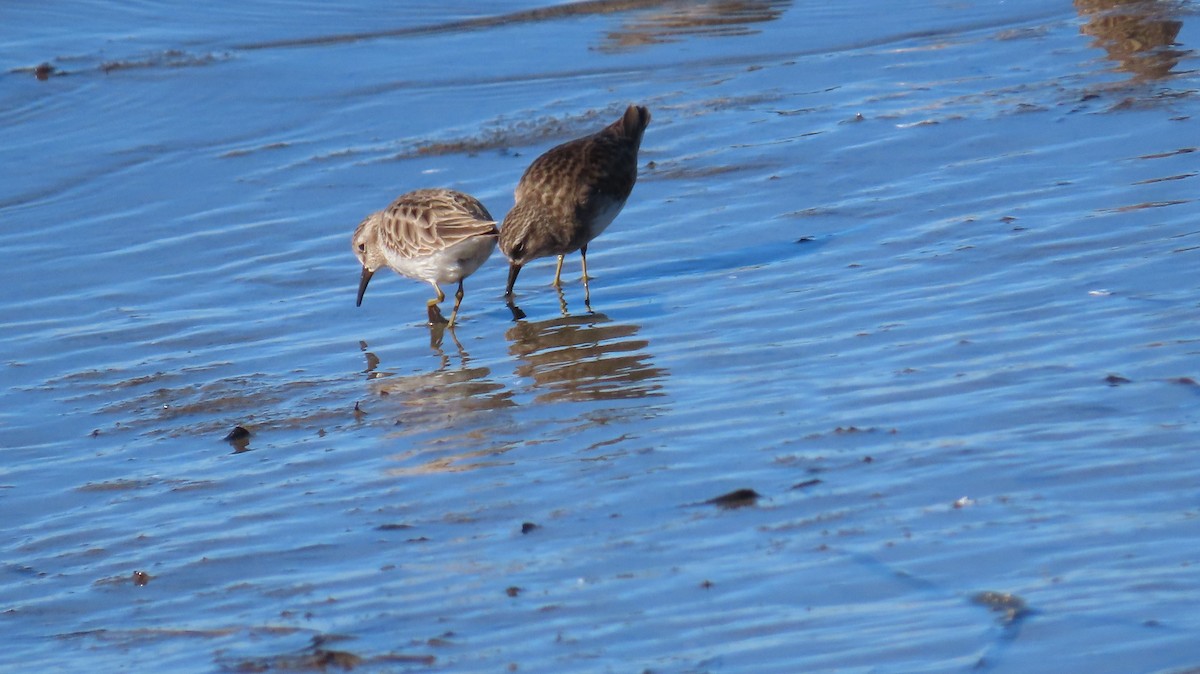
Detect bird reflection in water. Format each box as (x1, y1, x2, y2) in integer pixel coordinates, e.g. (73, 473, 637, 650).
(1075, 0, 1187, 80)
(599, 0, 792, 51)
(505, 283, 576, 322)
(506, 311, 667, 403)
(427, 318, 461, 351)
(357, 337, 514, 439)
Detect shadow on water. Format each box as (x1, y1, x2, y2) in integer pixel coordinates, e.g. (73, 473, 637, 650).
(505, 311, 668, 403)
(1075, 0, 1189, 80)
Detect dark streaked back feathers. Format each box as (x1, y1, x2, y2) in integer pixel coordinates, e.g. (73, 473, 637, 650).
(375, 188, 497, 260)
(512, 105, 651, 217)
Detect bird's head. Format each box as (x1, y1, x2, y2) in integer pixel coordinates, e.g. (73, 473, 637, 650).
(352, 214, 387, 306)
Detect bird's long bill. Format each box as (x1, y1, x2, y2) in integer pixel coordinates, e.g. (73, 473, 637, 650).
(356, 266, 375, 307)
(505, 263, 522, 296)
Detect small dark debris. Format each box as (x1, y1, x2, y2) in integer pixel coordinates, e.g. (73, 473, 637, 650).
(132, 570, 152, 586)
(791, 478, 822, 490)
(705, 488, 761, 509)
(223, 425, 251, 452)
(1105, 374, 1132, 386)
(354, 401, 367, 419)
(834, 426, 869, 434)
(375, 523, 413, 531)
(35, 62, 56, 80)
(405, 536, 430, 543)
(223, 426, 250, 442)
(700, 580, 714, 589)
(646, 160, 656, 169)
(91, 429, 101, 437)
(862, 456, 873, 463)
(505, 586, 521, 597)
(796, 236, 814, 243)
(520, 522, 539, 534)
(971, 590, 1030, 625)
(1172, 377, 1197, 386)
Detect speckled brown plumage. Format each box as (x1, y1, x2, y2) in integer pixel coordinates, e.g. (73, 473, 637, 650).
(499, 105, 651, 305)
(352, 188, 497, 326)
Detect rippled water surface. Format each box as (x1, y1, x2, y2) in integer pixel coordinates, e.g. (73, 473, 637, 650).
(3, 1, 1200, 671)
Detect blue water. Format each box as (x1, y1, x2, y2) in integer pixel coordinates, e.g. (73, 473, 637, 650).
(3, 1, 1200, 672)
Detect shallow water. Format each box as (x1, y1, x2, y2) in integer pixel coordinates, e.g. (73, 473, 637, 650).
(3, 1, 1200, 672)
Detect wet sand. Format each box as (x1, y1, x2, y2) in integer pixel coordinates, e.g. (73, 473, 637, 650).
(2, 1, 1199, 671)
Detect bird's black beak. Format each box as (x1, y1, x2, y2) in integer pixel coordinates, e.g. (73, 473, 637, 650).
(356, 266, 375, 307)
(505, 263, 522, 297)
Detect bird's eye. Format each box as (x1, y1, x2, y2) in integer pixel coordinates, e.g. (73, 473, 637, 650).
(511, 243, 524, 258)
(357, 242, 366, 253)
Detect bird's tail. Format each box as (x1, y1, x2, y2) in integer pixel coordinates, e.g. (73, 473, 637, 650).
(619, 105, 651, 143)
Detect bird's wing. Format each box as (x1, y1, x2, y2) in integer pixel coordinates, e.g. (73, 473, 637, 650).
(378, 190, 497, 259)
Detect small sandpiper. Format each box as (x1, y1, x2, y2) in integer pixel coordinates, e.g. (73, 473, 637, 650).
(499, 104, 651, 306)
(352, 188, 498, 326)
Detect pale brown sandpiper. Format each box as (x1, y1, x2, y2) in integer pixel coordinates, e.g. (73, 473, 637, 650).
(499, 104, 651, 306)
(352, 188, 498, 326)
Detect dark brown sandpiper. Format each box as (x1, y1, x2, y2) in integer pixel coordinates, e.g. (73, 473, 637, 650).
(499, 104, 651, 305)
(352, 188, 497, 326)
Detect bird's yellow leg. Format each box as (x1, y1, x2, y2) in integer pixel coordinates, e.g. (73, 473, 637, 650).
(580, 245, 591, 307)
(552, 255, 565, 287)
(447, 280, 465, 327)
(426, 282, 447, 324)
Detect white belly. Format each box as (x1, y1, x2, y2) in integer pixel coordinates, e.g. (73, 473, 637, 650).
(387, 235, 497, 285)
